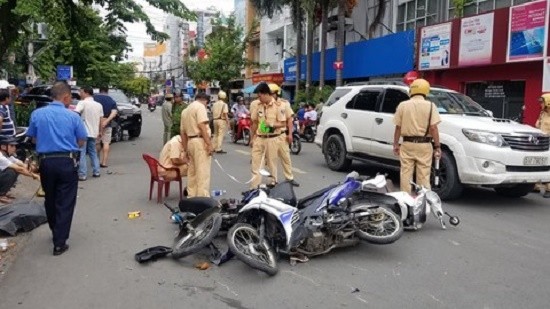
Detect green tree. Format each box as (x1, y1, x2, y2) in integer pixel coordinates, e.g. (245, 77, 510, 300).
(186, 14, 260, 92)
(0, 0, 193, 71)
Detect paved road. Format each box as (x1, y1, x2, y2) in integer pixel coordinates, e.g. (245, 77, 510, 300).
(1, 108, 549, 309)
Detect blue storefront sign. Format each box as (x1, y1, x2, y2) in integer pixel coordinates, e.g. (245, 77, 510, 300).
(283, 30, 415, 82)
(56, 65, 73, 81)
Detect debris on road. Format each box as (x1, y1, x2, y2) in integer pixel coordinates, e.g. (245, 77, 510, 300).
(194, 262, 210, 270)
(128, 211, 141, 219)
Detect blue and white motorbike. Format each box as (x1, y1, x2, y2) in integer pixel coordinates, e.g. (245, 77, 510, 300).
(227, 172, 404, 276)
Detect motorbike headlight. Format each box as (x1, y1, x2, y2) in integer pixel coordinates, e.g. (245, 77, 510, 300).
(462, 129, 508, 147)
(425, 191, 442, 208)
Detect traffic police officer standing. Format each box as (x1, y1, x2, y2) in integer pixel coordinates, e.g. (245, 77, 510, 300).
(162, 93, 174, 144)
(269, 83, 299, 186)
(212, 91, 229, 154)
(535, 93, 550, 198)
(393, 79, 441, 194)
(249, 83, 293, 188)
(27, 82, 88, 256)
(180, 92, 213, 197)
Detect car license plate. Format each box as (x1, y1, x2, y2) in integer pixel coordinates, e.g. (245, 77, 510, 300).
(523, 156, 548, 166)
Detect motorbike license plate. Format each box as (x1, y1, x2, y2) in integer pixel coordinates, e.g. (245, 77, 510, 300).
(523, 156, 548, 166)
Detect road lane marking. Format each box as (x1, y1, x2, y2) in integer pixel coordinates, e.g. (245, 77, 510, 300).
(292, 167, 307, 174)
(235, 149, 251, 156)
(283, 270, 321, 286)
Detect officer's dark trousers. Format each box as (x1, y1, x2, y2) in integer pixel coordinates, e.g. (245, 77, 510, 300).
(0, 168, 18, 195)
(39, 157, 78, 247)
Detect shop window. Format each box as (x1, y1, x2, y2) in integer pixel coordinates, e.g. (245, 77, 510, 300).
(447, 0, 537, 19)
(380, 89, 409, 114)
(346, 90, 381, 111)
(397, 0, 441, 31)
(465, 81, 525, 120)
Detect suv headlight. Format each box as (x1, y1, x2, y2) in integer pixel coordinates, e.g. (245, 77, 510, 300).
(462, 129, 508, 147)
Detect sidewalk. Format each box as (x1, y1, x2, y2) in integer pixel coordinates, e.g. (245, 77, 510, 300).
(0, 176, 42, 282)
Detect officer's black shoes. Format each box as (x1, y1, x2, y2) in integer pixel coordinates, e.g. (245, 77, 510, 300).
(53, 244, 69, 256)
(289, 179, 300, 187)
(216, 150, 227, 154)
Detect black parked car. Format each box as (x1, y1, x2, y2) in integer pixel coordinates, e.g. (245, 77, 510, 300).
(16, 86, 142, 142)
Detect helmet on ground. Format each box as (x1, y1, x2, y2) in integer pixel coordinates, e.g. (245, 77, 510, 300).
(218, 91, 227, 100)
(268, 84, 281, 95)
(409, 78, 430, 97)
(539, 93, 550, 108)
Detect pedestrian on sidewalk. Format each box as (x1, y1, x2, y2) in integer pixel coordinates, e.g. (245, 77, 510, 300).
(94, 87, 118, 168)
(162, 92, 174, 144)
(212, 91, 229, 154)
(75, 86, 104, 181)
(180, 92, 213, 197)
(27, 82, 87, 256)
(0, 135, 39, 203)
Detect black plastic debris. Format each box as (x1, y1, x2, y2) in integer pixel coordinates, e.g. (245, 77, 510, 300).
(135, 246, 173, 263)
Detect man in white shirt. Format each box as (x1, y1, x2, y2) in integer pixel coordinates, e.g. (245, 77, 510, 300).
(75, 86, 104, 181)
(0, 136, 39, 203)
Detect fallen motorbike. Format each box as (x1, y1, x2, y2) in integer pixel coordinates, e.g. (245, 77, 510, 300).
(163, 198, 223, 259)
(232, 113, 251, 145)
(355, 174, 460, 230)
(227, 171, 404, 276)
(290, 119, 301, 155)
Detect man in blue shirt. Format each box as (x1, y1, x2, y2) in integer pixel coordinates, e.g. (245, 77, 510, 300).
(27, 82, 87, 256)
(0, 89, 15, 136)
(93, 87, 118, 168)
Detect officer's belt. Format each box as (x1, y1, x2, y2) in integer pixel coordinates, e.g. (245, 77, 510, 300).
(188, 136, 203, 139)
(257, 133, 281, 138)
(38, 152, 78, 160)
(403, 136, 432, 143)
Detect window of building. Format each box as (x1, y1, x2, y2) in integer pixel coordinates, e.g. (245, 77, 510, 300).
(397, 0, 440, 32)
(447, 0, 536, 19)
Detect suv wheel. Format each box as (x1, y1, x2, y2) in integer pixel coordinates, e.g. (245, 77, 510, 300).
(431, 150, 463, 200)
(111, 124, 123, 143)
(323, 134, 352, 171)
(494, 184, 534, 198)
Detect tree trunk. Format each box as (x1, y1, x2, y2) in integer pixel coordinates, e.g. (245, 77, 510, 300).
(294, 0, 303, 92)
(306, 10, 314, 99)
(319, 1, 328, 89)
(335, 0, 346, 87)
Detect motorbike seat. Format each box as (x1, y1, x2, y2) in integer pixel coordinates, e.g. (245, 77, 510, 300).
(361, 175, 387, 192)
(296, 184, 337, 209)
(178, 197, 219, 215)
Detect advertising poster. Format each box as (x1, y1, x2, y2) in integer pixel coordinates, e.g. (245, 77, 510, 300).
(459, 13, 495, 66)
(507, 0, 548, 62)
(419, 22, 452, 70)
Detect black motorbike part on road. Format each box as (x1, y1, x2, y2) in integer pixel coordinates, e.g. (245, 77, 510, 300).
(171, 203, 223, 259)
(135, 246, 173, 263)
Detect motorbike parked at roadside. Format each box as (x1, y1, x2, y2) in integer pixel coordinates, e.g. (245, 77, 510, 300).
(232, 113, 251, 145)
(226, 171, 404, 276)
(354, 174, 460, 230)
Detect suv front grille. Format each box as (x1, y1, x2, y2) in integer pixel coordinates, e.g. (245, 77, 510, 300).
(501, 134, 549, 151)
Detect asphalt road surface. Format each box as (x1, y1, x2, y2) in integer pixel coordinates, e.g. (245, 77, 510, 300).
(1, 108, 549, 309)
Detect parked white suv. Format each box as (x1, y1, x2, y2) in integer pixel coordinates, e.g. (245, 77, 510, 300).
(315, 82, 550, 200)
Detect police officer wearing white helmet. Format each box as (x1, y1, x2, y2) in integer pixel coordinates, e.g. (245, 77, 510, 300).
(393, 78, 441, 194)
(212, 90, 229, 154)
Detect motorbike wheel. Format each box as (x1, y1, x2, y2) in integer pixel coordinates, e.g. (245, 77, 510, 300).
(242, 129, 251, 146)
(227, 223, 278, 276)
(290, 135, 301, 155)
(171, 212, 223, 259)
(354, 205, 403, 245)
(304, 127, 315, 143)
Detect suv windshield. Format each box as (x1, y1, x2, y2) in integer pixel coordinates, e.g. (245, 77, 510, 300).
(429, 90, 488, 116)
(108, 90, 130, 104)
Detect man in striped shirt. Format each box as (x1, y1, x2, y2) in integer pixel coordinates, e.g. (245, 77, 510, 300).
(0, 89, 15, 137)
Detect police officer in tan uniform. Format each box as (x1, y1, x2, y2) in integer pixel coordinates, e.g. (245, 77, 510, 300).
(269, 83, 299, 186)
(180, 92, 214, 197)
(212, 91, 229, 154)
(535, 93, 550, 198)
(393, 79, 441, 194)
(249, 83, 292, 188)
